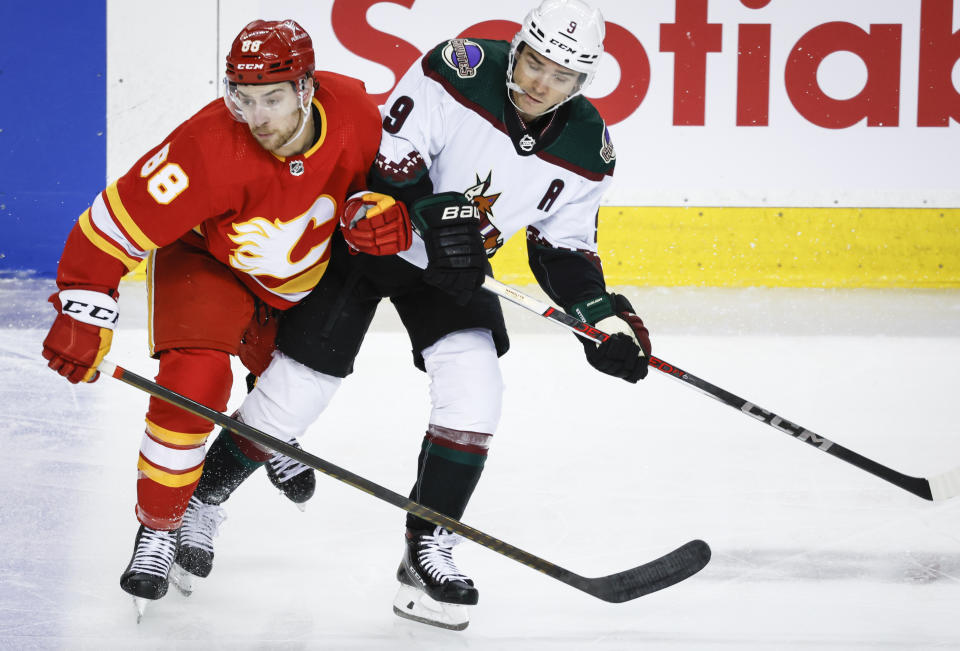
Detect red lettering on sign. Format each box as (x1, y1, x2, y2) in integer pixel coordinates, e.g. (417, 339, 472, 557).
(737, 24, 771, 126)
(592, 22, 650, 125)
(785, 22, 901, 128)
(325, 0, 958, 129)
(660, 0, 724, 126)
(331, 0, 421, 106)
(918, 0, 960, 126)
(458, 19, 515, 41)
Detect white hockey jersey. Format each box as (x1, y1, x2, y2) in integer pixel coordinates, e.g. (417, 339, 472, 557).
(371, 38, 617, 292)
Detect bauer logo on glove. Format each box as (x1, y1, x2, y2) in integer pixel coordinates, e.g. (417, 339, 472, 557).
(411, 192, 487, 306)
(440, 204, 480, 221)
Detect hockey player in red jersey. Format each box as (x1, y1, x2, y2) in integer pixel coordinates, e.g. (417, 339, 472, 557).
(40, 19, 410, 616)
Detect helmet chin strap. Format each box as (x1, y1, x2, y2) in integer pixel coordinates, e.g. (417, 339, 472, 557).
(507, 81, 582, 120)
(279, 83, 315, 150)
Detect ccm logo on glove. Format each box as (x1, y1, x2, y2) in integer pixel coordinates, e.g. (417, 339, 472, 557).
(42, 289, 119, 384)
(60, 290, 120, 328)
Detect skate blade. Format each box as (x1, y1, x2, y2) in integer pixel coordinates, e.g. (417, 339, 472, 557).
(274, 489, 308, 511)
(169, 563, 195, 597)
(392, 584, 469, 631)
(132, 597, 148, 623)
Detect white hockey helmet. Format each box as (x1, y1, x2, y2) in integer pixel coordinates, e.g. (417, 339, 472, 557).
(507, 0, 605, 107)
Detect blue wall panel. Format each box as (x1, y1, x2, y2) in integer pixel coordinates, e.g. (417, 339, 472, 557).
(0, 2, 107, 276)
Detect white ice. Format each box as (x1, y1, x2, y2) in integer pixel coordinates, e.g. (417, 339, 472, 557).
(2, 276, 959, 650)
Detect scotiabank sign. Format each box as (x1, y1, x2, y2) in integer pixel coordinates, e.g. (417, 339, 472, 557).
(327, 0, 960, 129)
(220, 0, 959, 205)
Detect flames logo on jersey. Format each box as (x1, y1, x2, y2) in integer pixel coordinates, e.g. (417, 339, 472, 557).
(228, 195, 336, 279)
(464, 172, 503, 255)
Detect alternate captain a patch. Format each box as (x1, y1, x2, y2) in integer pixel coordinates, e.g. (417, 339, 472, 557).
(441, 39, 484, 78)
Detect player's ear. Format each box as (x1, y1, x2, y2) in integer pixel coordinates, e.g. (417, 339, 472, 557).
(296, 75, 316, 111)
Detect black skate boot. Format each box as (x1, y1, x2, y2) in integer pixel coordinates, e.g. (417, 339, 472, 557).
(393, 526, 478, 630)
(265, 440, 316, 509)
(119, 524, 180, 621)
(170, 495, 227, 596)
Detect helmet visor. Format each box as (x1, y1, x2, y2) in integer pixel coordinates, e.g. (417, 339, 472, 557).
(222, 79, 304, 124)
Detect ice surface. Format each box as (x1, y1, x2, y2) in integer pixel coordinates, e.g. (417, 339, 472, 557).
(2, 278, 958, 650)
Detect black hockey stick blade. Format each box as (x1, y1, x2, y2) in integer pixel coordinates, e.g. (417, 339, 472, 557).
(98, 359, 710, 602)
(481, 276, 960, 502)
(571, 539, 711, 603)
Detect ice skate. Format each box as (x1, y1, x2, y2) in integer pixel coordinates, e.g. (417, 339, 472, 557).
(119, 524, 179, 622)
(392, 526, 478, 630)
(171, 495, 227, 596)
(265, 440, 315, 510)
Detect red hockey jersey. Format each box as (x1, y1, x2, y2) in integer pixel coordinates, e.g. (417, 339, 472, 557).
(58, 71, 381, 309)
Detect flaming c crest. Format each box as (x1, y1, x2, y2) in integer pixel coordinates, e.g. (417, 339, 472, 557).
(228, 195, 336, 279)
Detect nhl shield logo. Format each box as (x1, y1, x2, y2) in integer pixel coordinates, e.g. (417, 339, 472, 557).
(289, 160, 305, 176)
(441, 39, 484, 78)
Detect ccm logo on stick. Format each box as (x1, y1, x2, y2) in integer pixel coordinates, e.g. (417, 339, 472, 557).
(741, 402, 835, 450)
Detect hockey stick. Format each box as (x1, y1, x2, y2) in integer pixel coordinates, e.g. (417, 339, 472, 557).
(482, 276, 960, 502)
(98, 359, 710, 603)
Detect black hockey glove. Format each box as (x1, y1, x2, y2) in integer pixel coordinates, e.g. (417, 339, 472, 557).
(411, 192, 486, 306)
(569, 293, 651, 383)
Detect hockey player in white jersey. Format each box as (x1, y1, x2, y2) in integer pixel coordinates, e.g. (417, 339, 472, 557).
(177, 0, 652, 630)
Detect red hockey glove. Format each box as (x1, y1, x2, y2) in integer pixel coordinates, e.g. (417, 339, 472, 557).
(41, 289, 118, 383)
(238, 305, 280, 377)
(569, 293, 651, 383)
(340, 191, 412, 256)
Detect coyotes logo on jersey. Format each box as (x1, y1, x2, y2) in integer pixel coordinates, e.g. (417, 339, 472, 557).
(464, 172, 503, 255)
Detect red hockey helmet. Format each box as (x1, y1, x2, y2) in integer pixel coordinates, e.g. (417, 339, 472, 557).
(225, 19, 315, 84)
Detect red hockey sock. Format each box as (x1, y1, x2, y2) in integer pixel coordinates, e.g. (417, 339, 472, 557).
(136, 348, 232, 529)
